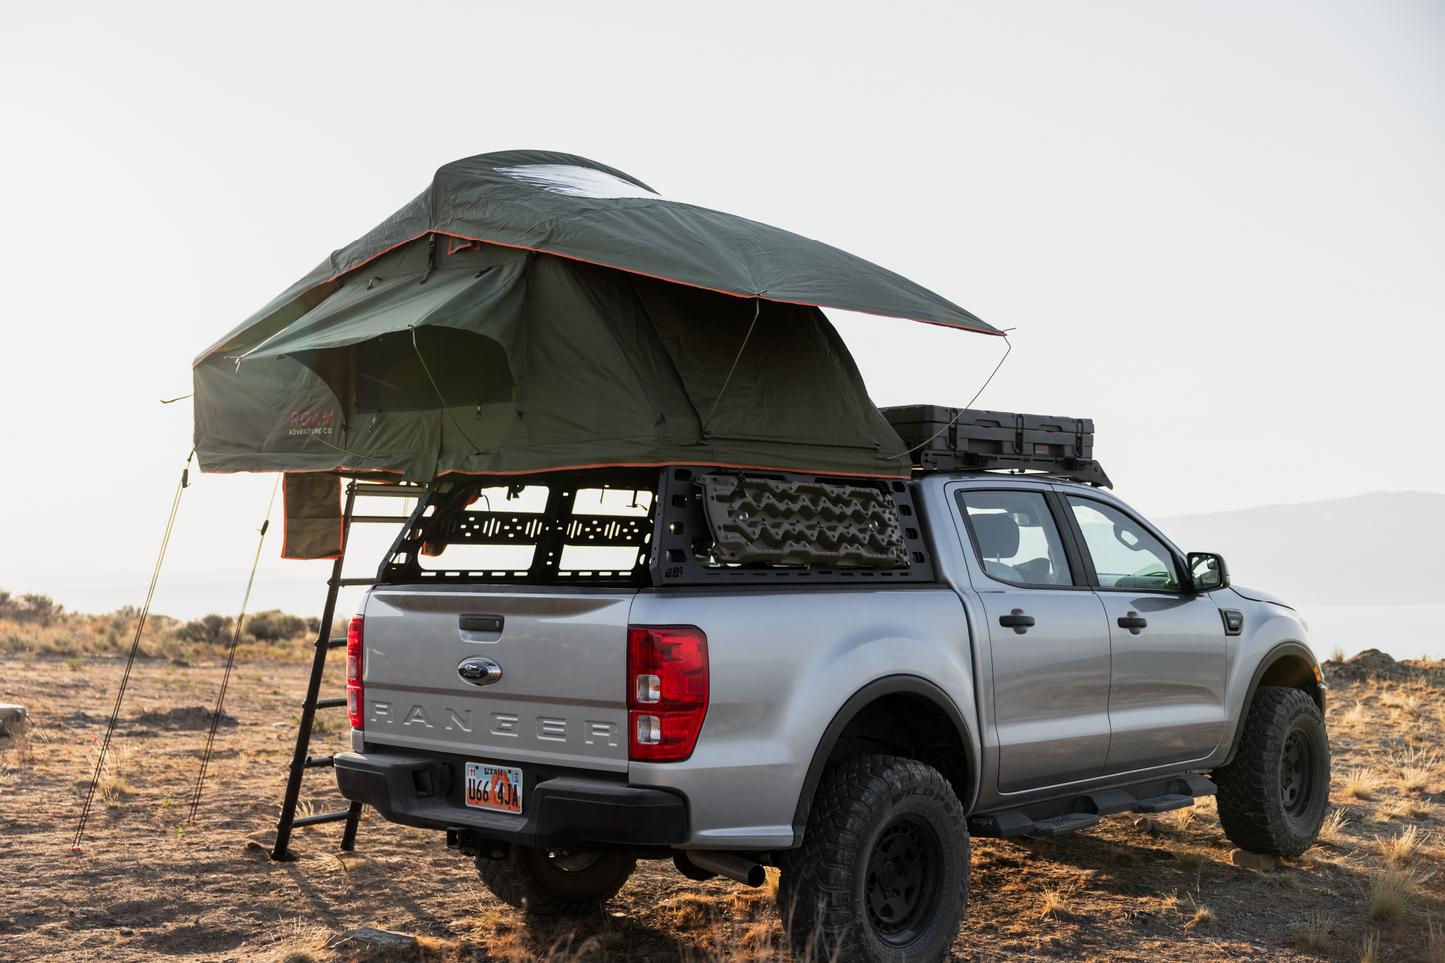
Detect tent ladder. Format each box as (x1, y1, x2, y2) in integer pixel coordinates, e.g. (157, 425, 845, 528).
(271, 479, 418, 861)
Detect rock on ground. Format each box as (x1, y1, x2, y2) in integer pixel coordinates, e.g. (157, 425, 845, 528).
(1230, 849, 1284, 873)
(1322, 648, 1399, 682)
(136, 706, 238, 729)
(324, 927, 418, 951)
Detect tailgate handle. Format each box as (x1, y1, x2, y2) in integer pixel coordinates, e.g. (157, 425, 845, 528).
(460, 615, 504, 633)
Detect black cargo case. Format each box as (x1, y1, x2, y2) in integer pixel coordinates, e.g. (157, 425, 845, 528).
(881, 406, 1111, 487)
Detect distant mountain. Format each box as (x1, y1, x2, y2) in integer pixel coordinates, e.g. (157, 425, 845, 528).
(1154, 491, 1445, 606)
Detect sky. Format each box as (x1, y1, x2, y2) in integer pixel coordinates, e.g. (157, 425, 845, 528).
(1, 1, 1442, 619)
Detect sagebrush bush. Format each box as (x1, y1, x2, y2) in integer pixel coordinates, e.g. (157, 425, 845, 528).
(0, 590, 63, 626)
(244, 610, 311, 643)
(0, 587, 317, 661)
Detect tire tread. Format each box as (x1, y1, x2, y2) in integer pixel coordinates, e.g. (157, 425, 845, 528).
(778, 755, 968, 963)
(1213, 685, 1330, 857)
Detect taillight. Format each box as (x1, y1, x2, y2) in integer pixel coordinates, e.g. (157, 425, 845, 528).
(346, 616, 364, 730)
(627, 625, 708, 761)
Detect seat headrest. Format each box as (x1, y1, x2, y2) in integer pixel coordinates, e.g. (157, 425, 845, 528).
(972, 512, 1020, 559)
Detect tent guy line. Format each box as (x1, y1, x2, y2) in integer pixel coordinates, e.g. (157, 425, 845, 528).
(700, 295, 764, 440)
(409, 323, 486, 457)
(187, 475, 280, 825)
(72, 451, 194, 852)
(904, 337, 1014, 456)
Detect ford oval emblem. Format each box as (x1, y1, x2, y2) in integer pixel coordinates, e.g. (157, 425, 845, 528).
(458, 657, 503, 687)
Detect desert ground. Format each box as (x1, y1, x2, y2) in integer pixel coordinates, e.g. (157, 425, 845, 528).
(1, 650, 1442, 963)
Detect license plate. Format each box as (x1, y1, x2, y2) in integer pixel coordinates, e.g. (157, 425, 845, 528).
(464, 762, 523, 814)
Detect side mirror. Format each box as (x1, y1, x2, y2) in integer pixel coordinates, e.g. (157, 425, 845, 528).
(1187, 552, 1230, 593)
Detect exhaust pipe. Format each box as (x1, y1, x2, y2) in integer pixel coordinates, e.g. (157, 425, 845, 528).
(682, 850, 766, 887)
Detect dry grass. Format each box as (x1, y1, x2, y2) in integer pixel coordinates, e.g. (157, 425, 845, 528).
(4, 650, 1445, 963)
(1317, 808, 1350, 845)
(1170, 844, 1205, 869)
(1039, 887, 1072, 918)
(1367, 866, 1422, 920)
(1395, 748, 1441, 793)
(1428, 918, 1445, 963)
(1345, 766, 1385, 800)
(305, 711, 346, 735)
(1184, 895, 1214, 929)
(1341, 702, 1369, 726)
(1166, 805, 1194, 829)
(1260, 868, 1300, 890)
(1359, 930, 1382, 963)
(670, 892, 716, 929)
(1300, 911, 1334, 950)
(2, 719, 36, 764)
(1379, 825, 1429, 865)
(1382, 692, 1423, 718)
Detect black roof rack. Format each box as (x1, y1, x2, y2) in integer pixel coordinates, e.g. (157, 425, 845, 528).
(881, 405, 1112, 488)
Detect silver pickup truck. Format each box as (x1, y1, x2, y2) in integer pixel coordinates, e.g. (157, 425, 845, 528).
(333, 461, 1329, 963)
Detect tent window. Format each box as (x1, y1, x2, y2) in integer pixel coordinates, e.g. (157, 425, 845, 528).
(354, 327, 514, 413)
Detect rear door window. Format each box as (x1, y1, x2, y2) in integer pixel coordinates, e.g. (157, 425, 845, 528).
(956, 490, 1074, 586)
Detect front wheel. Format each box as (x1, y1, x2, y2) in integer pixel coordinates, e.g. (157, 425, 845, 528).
(1213, 685, 1331, 856)
(778, 755, 969, 963)
(475, 846, 636, 915)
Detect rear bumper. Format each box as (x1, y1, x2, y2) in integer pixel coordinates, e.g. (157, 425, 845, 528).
(334, 750, 688, 849)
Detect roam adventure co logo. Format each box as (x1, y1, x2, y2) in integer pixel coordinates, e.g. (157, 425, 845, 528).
(288, 408, 335, 437)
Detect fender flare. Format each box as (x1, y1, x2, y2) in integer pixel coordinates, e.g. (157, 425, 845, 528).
(1220, 641, 1323, 767)
(788, 674, 978, 847)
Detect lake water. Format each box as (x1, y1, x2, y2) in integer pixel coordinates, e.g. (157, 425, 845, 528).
(1295, 603, 1445, 663)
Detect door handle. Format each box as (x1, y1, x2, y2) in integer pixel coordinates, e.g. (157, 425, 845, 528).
(999, 609, 1035, 634)
(1118, 611, 1147, 634)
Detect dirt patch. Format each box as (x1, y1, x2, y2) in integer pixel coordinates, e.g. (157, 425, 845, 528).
(1, 655, 1442, 962)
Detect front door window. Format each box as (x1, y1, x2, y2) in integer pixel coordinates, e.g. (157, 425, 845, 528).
(1066, 498, 1178, 591)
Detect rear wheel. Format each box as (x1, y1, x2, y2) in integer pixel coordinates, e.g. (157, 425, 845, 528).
(476, 846, 636, 915)
(1214, 685, 1331, 856)
(778, 755, 969, 963)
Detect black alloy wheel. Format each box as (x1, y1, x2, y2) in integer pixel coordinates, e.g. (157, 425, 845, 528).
(1278, 727, 1318, 818)
(865, 816, 944, 943)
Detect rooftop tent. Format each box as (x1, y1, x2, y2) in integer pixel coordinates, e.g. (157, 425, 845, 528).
(193, 150, 1001, 482)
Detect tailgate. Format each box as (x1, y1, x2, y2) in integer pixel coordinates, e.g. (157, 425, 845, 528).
(360, 586, 634, 771)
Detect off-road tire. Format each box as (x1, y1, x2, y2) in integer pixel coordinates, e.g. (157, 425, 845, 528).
(475, 846, 636, 915)
(1213, 685, 1330, 857)
(778, 755, 969, 963)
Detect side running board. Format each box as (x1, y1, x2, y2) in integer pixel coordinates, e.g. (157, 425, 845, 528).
(967, 774, 1215, 839)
